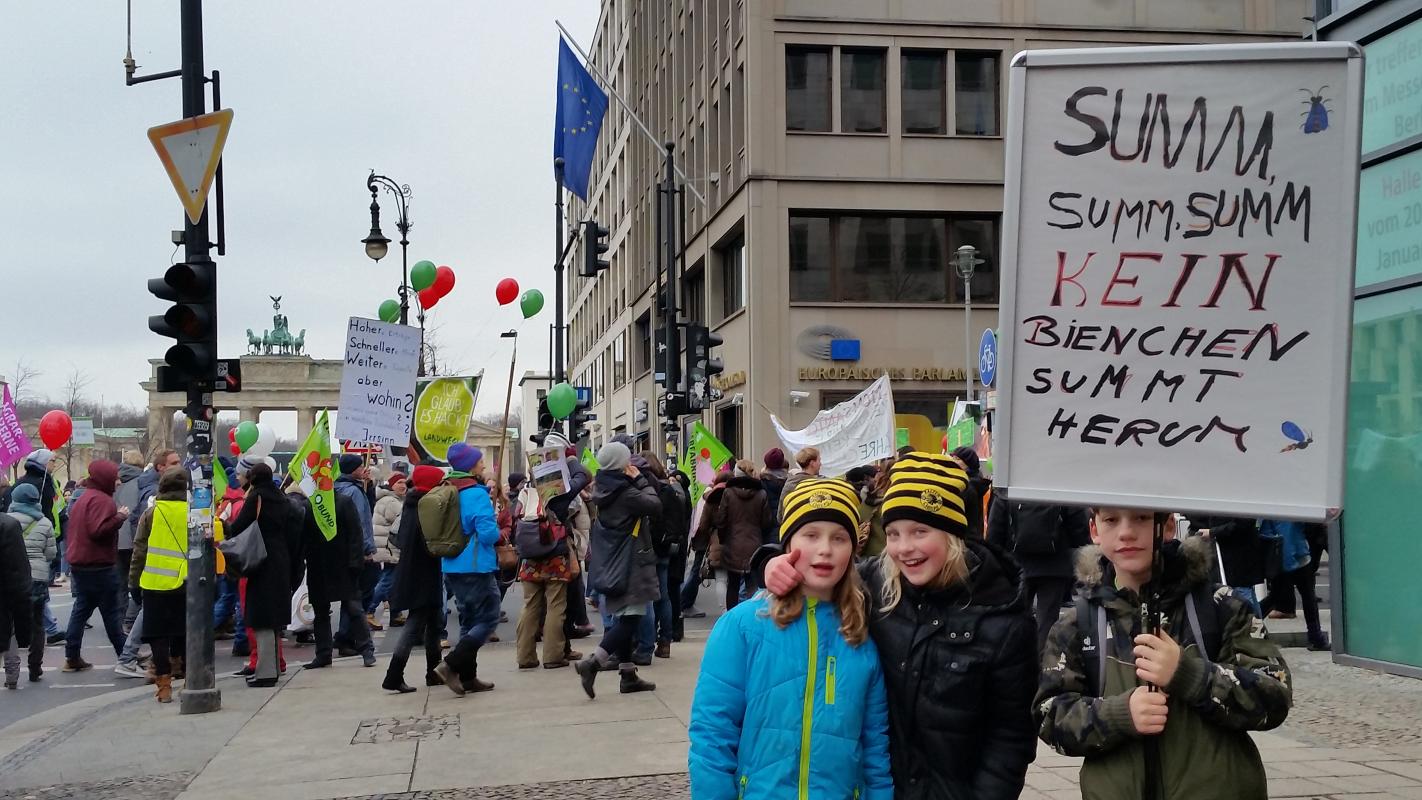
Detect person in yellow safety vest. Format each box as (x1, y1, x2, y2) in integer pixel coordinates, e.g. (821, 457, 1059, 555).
(129, 467, 190, 704)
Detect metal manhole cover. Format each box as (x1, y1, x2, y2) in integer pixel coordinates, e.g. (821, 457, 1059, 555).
(351, 714, 461, 744)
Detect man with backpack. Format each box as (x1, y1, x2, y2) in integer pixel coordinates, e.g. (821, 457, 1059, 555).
(986, 490, 1090, 654)
(428, 443, 501, 696)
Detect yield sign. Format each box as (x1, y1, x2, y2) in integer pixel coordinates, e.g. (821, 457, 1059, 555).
(147, 108, 233, 225)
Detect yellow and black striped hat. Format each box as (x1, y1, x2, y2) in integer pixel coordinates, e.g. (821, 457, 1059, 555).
(882, 452, 969, 537)
(779, 478, 862, 544)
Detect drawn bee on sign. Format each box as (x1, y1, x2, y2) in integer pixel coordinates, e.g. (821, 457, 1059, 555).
(1299, 87, 1331, 134)
(1280, 421, 1313, 453)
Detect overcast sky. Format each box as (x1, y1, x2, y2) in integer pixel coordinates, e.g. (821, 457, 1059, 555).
(0, 2, 600, 436)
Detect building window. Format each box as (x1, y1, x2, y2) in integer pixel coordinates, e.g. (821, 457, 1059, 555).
(955, 51, 999, 136)
(902, 50, 946, 134)
(841, 48, 887, 133)
(789, 215, 832, 301)
(717, 403, 742, 457)
(718, 233, 745, 320)
(684, 261, 707, 323)
(612, 332, 627, 389)
(786, 46, 831, 132)
(634, 313, 652, 376)
(790, 212, 999, 304)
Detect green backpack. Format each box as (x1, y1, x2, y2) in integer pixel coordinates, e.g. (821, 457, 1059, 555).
(417, 482, 470, 559)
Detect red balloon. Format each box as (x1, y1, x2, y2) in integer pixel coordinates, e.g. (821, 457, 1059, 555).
(495, 277, 519, 306)
(229, 442, 241, 455)
(433, 265, 456, 298)
(228, 429, 236, 442)
(418, 287, 441, 308)
(38, 410, 72, 451)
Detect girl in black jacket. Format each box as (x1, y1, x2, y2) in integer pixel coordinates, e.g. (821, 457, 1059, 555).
(763, 452, 1038, 800)
(226, 463, 299, 688)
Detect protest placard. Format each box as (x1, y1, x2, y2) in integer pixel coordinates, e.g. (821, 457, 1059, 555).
(771, 375, 896, 477)
(528, 446, 571, 509)
(410, 375, 481, 466)
(0, 385, 34, 471)
(335, 317, 422, 447)
(995, 43, 1363, 520)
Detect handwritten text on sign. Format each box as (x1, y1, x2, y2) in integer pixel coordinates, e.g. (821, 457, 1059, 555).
(1000, 48, 1359, 517)
(336, 317, 422, 447)
(772, 375, 897, 476)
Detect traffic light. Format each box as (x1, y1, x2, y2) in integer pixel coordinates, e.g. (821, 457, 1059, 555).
(580, 220, 610, 278)
(568, 396, 594, 443)
(148, 261, 216, 389)
(685, 324, 725, 411)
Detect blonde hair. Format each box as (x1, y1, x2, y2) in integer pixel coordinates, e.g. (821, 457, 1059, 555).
(766, 566, 869, 646)
(122, 449, 145, 467)
(795, 447, 820, 468)
(878, 530, 970, 614)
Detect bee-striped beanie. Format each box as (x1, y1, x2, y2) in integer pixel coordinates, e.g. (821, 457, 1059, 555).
(881, 452, 969, 537)
(779, 478, 862, 544)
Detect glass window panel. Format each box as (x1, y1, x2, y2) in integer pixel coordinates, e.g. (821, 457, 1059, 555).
(948, 216, 1000, 303)
(902, 50, 946, 134)
(786, 47, 831, 132)
(901, 216, 948, 301)
(789, 215, 832, 301)
(838, 216, 895, 301)
(955, 51, 999, 136)
(841, 49, 887, 133)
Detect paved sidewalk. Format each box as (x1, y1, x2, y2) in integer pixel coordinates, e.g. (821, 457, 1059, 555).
(2, 617, 1421, 799)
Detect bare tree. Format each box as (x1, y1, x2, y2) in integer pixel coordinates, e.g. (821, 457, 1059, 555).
(4, 358, 41, 404)
(58, 367, 92, 480)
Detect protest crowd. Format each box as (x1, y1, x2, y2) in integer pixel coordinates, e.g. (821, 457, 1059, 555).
(0, 414, 1310, 800)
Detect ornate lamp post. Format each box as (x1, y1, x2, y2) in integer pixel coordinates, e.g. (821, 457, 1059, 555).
(361, 171, 412, 325)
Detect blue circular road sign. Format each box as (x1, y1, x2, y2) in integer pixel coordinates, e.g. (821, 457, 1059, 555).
(979, 329, 998, 388)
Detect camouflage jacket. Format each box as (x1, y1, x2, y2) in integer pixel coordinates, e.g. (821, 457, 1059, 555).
(1034, 537, 1292, 800)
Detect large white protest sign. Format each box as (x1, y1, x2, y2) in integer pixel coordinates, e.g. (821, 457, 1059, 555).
(995, 43, 1363, 521)
(336, 317, 422, 447)
(772, 375, 896, 476)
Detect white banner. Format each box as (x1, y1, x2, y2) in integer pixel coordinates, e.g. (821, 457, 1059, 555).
(771, 375, 897, 476)
(335, 317, 422, 447)
(995, 43, 1362, 520)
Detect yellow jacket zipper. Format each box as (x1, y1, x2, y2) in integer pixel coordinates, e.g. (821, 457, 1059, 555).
(799, 597, 819, 800)
(826, 656, 837, 705)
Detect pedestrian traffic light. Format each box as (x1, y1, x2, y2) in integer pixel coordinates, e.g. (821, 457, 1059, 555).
(684, 324, 725, 411)
(148, 260, 216, 384)
(580, 220, 610, 278)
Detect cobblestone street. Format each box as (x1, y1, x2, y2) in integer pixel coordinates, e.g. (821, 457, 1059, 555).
(1281, 650, 1422, 750)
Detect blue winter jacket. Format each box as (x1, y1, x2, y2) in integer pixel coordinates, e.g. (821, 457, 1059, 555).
(689, 594, 893, 800)
(1258, 519, 1311, 573)
(441, 482, 499, 574)
(334, 475, 376, 555)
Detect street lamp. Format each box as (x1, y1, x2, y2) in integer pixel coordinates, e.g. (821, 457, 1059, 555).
(361, 171, 412, 325)
(954, 244, 985, 404)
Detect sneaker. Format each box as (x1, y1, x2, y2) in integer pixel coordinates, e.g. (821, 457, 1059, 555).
(389, 614, 407, 628)
(682, 606, 707, 619)
(114, 661, 147, 679)
(62, 658, 93, 673)
(46, 632, 66, 646)
(1307, 636, 1332, 652)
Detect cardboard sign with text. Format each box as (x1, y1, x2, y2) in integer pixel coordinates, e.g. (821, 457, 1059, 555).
(335, 317, 422, 447)
(995, 43, 1363, 520)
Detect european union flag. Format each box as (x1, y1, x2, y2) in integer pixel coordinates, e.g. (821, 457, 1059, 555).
(555, 37, 609, 200)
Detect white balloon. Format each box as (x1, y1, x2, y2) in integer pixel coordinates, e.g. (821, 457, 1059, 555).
(247, 422, 277, 458)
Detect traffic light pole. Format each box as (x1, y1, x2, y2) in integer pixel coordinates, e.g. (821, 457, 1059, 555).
(553, 157, 566, 384)
(661, 143, 682, 408)
(178, 0, 220, 716)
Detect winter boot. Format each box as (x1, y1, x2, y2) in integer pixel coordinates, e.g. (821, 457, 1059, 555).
(155, 675, 173, 703)
(655, 641, 671, 659)
(573, 654, 601, 699)
(170, 656, 185, 681)
(619, 664, 656, 694)
(433, 662, 465, 696)
(461, 675, 495, 693)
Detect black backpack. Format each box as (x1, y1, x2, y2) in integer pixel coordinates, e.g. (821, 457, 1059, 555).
(512, 501, 569, 560)
(1074, 585, 1225, 697)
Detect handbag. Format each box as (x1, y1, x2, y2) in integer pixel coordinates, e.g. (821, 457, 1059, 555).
(218, 497, 268, 575)
(589, 518, 641, 598)
(496, 540, 519, 571)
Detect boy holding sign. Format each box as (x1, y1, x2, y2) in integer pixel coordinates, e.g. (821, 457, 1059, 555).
(1034, 506, 1292, 800)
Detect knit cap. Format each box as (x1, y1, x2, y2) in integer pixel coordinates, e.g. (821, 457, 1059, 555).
(447, 443, 482, 475)
(881, 451, 969, 537)
(779, 478, 861, 545)
(597, 441, 631, 471)
(411, 465, 444, 493)
(338, 454, 363, 475)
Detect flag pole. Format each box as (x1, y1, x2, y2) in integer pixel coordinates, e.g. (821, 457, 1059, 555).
(555, 20, 706, 207)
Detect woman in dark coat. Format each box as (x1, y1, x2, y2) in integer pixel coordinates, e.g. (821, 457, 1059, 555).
(711, 461, 773, 611)
(573, 442, 662, 699)
(226, 466, 295, 684)
(226, 463, 297, 687)
(382, 465, 446, 693)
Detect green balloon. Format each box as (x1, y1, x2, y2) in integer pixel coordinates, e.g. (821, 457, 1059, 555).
(377, 299, 400, 323)
(235, 420, 259, 452)
(547, 382, 577, 420)
(411, 260, 437, 292)
(520, 289, 545, 319)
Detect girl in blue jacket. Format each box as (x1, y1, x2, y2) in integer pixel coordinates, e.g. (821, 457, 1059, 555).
(689, 478, 893, 800)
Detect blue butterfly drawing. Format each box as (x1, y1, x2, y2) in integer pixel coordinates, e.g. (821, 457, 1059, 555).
(1280, 421, 1313, 453)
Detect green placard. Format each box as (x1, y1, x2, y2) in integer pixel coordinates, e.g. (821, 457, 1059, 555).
(896, 428, 910, 449)
(946, 419, 977, 451)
